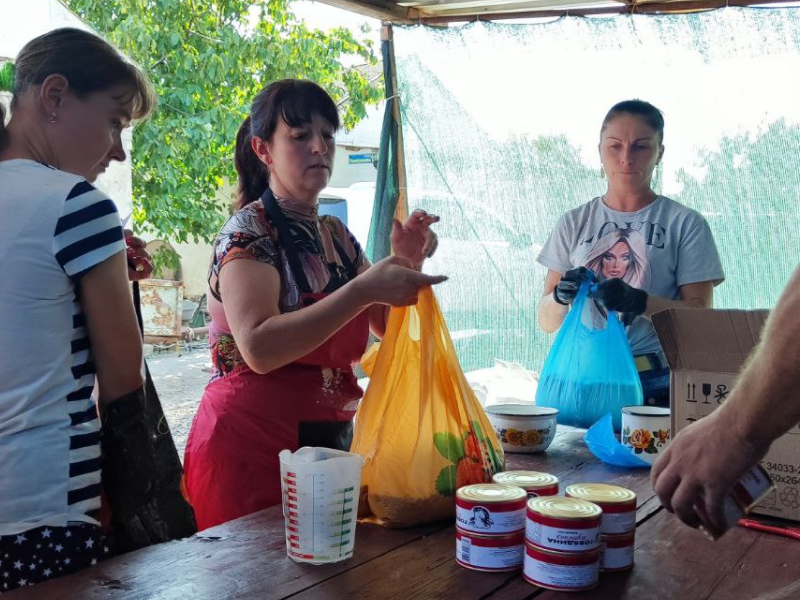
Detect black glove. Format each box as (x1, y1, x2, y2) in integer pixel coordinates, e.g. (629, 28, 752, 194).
(593, 278, 648, 322)
(553, 266, 593, 305)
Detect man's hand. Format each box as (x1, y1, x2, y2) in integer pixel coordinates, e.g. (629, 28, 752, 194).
(651, 409, 768, 538)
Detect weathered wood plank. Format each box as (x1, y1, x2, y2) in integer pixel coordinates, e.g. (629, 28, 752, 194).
(265, 525, 516, 600)
(706, 525, 800, 600)
(505, 427, 594, 473)
(533, 509, 761, 600)
(6, 426, 656, 600)
(7, 508, 446, 600)
(281, 433, 659, 600)
(314, 0, 419, 23)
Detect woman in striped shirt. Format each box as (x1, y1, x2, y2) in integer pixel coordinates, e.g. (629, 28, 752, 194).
(0, 28, 155, 592)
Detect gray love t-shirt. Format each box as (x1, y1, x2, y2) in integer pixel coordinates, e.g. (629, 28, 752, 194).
(537, 195, 725, 355)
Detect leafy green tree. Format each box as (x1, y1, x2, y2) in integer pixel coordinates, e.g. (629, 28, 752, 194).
(674, 118, 800, 310)
(66, 0, 382, 242)
(0, 62, 14, 92)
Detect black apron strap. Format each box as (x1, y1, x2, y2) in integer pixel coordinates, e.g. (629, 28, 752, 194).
(261, 188, 312, 294)
(132, 281, 144, 336)
(262, 188, 360, 291)
(330, 234, 359, 281)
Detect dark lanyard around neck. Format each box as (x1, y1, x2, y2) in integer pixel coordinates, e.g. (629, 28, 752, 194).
(260, 188, 359, 296)
(261, 188, 313, 294)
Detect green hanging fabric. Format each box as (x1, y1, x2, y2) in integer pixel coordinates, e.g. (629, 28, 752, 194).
(366, 36, 400, 264)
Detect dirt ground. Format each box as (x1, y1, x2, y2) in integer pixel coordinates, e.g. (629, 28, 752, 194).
(147, 344, 211, 461)
(146, 341, 504, 462)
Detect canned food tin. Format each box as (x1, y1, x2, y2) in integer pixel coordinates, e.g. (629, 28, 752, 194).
(694, 463, 776, 535)
(565, 483, 637, 535)
(523, 542, 600, 591)
(455, 528, 524, 572)
(456, 484, 528, 535)
(600, 533, 635, 572)
(492, 471, 559, 498)
(732, 464, 775, 511)
(526, 496, 602, 552)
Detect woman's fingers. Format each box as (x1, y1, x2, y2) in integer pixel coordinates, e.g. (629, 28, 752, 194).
(421, 231, 439, 258)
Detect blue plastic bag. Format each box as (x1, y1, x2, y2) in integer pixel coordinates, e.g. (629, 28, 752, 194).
(536, 280, 643, 431)
(584, 414, 650, 468)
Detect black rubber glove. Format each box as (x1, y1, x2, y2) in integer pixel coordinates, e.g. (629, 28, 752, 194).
(593, 278, 648, 323)
(553, 266, 593, 305)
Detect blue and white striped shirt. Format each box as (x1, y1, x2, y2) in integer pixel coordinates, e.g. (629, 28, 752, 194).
(0, 159, 125, 535)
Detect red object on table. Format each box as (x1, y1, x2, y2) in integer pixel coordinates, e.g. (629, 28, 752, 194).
(738, 518, 800, 541)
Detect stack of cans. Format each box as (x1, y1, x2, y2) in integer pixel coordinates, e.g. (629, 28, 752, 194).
(565, 484, 637, 572)
(455, 484, 528, 572)
(454, 476, 639, 591)
(492, 470, 560, 498)
(523, 496, 603, 591)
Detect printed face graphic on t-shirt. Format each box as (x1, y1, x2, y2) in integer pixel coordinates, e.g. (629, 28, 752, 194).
(583, 227, 651, 289)
(601, 241, 631, 279)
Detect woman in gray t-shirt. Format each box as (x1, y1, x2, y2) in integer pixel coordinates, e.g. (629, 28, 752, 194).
(536, 99, 725, 407)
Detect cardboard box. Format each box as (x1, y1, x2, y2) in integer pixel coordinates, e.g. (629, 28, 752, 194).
(653, 308, 800, 523)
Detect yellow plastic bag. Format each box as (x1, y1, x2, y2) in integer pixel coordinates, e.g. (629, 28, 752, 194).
(351, 287, 504, 527)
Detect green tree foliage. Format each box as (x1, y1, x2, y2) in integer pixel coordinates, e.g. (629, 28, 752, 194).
(674, 118, 800, 309)
(0, 62, 14, 92)
(66, 0, 382, 242)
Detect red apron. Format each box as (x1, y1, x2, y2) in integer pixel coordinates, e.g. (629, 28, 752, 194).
(184, 190, 370, 531)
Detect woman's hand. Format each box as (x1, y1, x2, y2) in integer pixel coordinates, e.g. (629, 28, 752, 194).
(355, 255, 447, 307)
(124, 230, 153, 281)
(553, 267, 593, 305)
(391, 209, 439, 269)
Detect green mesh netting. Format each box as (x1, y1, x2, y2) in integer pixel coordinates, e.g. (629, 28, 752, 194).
(369, 8, 800, 372)
(366, 40, 401, 263)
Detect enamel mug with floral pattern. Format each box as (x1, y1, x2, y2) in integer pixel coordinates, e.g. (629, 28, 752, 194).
(620, 406, 670, 465)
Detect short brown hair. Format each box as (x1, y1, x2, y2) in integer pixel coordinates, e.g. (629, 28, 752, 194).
(0, 28, 156, 150)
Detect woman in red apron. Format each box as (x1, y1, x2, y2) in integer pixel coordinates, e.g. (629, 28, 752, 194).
(183, 79, 445, 531)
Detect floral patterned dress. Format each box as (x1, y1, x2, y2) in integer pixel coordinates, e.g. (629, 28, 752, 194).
(183, 194, 371, 530)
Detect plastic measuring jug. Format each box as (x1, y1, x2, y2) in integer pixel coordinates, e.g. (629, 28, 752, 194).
(279, 446, 363, 564)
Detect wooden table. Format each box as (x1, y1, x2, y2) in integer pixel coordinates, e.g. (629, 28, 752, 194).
(10, 427, 800, 599)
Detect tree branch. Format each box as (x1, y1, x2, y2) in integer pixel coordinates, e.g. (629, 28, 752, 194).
(188, 29, 223, 43)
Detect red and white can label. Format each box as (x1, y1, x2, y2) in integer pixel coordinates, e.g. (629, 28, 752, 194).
(733, 464, 775, 510)
(600, 535, 634, 571)
(523, 546, 599, 590)
(456, 531, 524, 571)
(526, 485, 559, 498)
(456, 500, 526, 535)
(695, 465, 774, 533)
(599, 505, 636, 535)
(526, 517, 601, 552)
